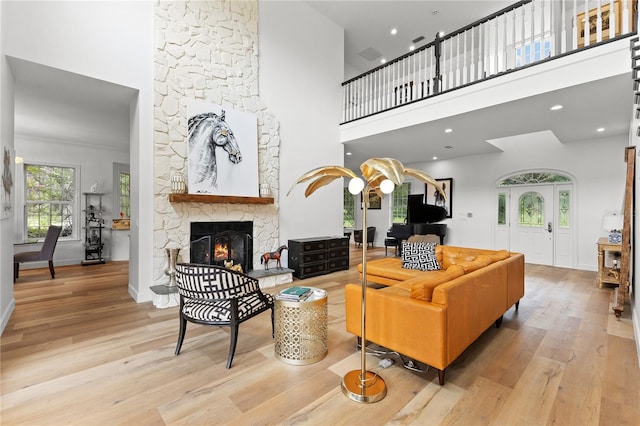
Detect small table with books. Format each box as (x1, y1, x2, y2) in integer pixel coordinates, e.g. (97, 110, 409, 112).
(274, 286, 328, 365)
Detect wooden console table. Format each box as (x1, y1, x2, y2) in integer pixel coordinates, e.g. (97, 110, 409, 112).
(597, 237, 622, 288)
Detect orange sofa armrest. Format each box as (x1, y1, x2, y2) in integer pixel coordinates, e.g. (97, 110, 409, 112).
(345, 284, 448, 370)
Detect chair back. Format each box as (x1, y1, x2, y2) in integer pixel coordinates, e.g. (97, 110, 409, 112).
(39, 225, 62, 261)
(175, 263, 261, 301)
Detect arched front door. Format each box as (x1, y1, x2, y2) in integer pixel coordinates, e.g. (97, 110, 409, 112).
(495, 172, 574, 267)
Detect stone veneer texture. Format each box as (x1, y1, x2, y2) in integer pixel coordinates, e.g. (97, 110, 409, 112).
(153, 0, 280, 285)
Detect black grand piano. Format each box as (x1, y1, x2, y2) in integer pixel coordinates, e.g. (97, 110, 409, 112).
(387, 194, 448, 252)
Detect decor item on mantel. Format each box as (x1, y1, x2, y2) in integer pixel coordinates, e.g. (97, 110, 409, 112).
(164, 245, 181, 287)
(259, 183, 271, 197)
(288, 157, 445, 404)
(171, 171, 186, 194)
(187, 99, 259, 197)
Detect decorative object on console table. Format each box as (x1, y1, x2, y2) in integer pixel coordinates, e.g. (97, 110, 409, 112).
(602, 213, 623, 243)
(82, 192, 106, 265)
(287, 157, 445, 404)
(425, 178, 452, 218)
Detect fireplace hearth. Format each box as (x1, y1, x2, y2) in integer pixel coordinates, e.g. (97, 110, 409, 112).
(190, 221, 253, 272)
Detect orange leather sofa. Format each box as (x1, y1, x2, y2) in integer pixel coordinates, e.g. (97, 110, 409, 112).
(345, 245, 524, 385)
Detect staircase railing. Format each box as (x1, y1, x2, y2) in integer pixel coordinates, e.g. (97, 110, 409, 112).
(342, 0, 637, 124)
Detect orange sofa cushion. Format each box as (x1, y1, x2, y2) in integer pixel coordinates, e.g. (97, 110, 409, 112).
(408, 265, 465, 302)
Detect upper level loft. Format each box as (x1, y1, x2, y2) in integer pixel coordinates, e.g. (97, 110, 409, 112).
(340, 0, 638, 126)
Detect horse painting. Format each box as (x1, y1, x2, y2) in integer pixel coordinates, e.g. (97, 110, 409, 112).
(188, 110, 242, 192)
(260, 245, 288, 270)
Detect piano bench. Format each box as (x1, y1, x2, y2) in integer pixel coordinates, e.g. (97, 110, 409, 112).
(384, 238, 399, 256)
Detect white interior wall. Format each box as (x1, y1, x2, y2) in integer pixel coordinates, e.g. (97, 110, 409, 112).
(2, 1, 154, 304)
(259, 1, 345, 263)
(403, 134, 627, 270)
(0, 1, 16, 333)
(13, 135, 129, 266)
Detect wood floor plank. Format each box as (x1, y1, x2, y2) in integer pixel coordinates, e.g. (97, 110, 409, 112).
(1, 250, 638, 425)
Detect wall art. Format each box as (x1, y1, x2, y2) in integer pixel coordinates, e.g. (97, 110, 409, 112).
(187, 99, 258, 197)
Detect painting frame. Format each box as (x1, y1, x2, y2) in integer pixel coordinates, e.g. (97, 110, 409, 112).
(577, 0, 622, 48)
(425, 178, 453, 219)
(1, 145, 14, 219)
(361, 190, 381, 210)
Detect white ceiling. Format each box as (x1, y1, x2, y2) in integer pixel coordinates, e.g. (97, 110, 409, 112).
(11, 57, 136, 152)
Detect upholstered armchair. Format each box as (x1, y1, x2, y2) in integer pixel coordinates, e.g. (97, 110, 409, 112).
(174, 263, 274, 368)
(14, 225, 62, 282)
(354, 226, 376, 248)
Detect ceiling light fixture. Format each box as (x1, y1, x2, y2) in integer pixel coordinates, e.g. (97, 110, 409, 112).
(380, 58, 386, 64)
(597, 127, 605, 132)
(346, 152, 352, 156)
(432, 10, 439, 15)
(438, 31, 445, 37)
(409, 45, 415, 51)
(433, 156, 438, 160)
(550, 105, 563, 111)
(444, 128, 452, 133)
(390, 28, 397, 35)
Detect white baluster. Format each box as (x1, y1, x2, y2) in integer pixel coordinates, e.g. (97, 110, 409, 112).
(583, 0, 590, 47)
(502, 13, 507, 72)
(561, 0, 567, 53)
(596, 0, 602, 43)
(470, 27, 476, 82)
(511, 8, 517, 69)
(478, 23, 484, 79)
(462, 30, 468, 84)
(609, 0, 616, 40)
(494, 17, 499, 74)
(530, 1, 535, 63)
(623, 0, 630, 34)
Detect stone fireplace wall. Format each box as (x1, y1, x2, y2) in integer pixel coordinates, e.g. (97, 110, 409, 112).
(153, 0, 280, 285)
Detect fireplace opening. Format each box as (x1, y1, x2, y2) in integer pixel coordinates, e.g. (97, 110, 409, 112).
(190, 221, 253, 272)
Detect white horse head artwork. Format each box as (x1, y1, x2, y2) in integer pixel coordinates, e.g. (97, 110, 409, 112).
(188, 110, 242, 191)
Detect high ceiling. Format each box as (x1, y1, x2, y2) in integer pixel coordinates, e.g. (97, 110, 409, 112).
(306, 0, 514, 76)
(305, 0, 633, 171)
(10, 1, 633, 173)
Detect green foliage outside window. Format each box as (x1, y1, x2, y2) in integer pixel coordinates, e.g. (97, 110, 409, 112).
(391, 183, 410, 223)
(25, 164, 75, 239)
(343, 187, 355, 227)
(119, 172, 131, 218)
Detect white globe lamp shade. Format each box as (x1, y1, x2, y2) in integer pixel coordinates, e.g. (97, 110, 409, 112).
(380, 179, 395, 194)
(348, 177, 365, 195)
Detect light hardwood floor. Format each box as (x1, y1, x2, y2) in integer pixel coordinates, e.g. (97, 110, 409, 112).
(2, 247, 639, 425)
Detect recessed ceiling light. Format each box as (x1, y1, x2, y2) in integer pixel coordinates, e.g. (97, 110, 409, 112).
(380, 58, 386, 64)
(390, 28, 398, 35)
(433, 156, 438, 160)
(444, 145, 453, 149)
(346, 152, 352, 156)
(550, 105, 563, 110)
(597, 127, 605, 132)
(432, 10, 439, 15)
(409, 45, 415, 51)
(444, 128, 453, 133)
(438, 31, 445, 37)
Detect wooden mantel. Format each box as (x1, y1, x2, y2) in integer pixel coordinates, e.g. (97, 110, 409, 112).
(168, 193, 274, 205)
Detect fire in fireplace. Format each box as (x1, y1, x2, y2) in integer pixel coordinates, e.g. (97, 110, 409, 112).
(190, 221, 253, 272)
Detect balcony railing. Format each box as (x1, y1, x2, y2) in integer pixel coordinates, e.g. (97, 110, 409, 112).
(341, 0, 637, 124)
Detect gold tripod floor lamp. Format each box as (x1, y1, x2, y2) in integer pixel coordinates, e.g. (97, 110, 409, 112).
(288, 158, 445, 404)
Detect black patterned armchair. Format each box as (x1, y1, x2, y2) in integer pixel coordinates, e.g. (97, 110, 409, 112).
(174, 263, 274, 368)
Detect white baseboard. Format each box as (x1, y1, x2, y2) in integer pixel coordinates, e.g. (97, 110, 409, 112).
(0, 297, 16, 336)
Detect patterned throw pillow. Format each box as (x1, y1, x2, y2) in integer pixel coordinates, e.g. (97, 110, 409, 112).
(401, 241, 440, 271)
